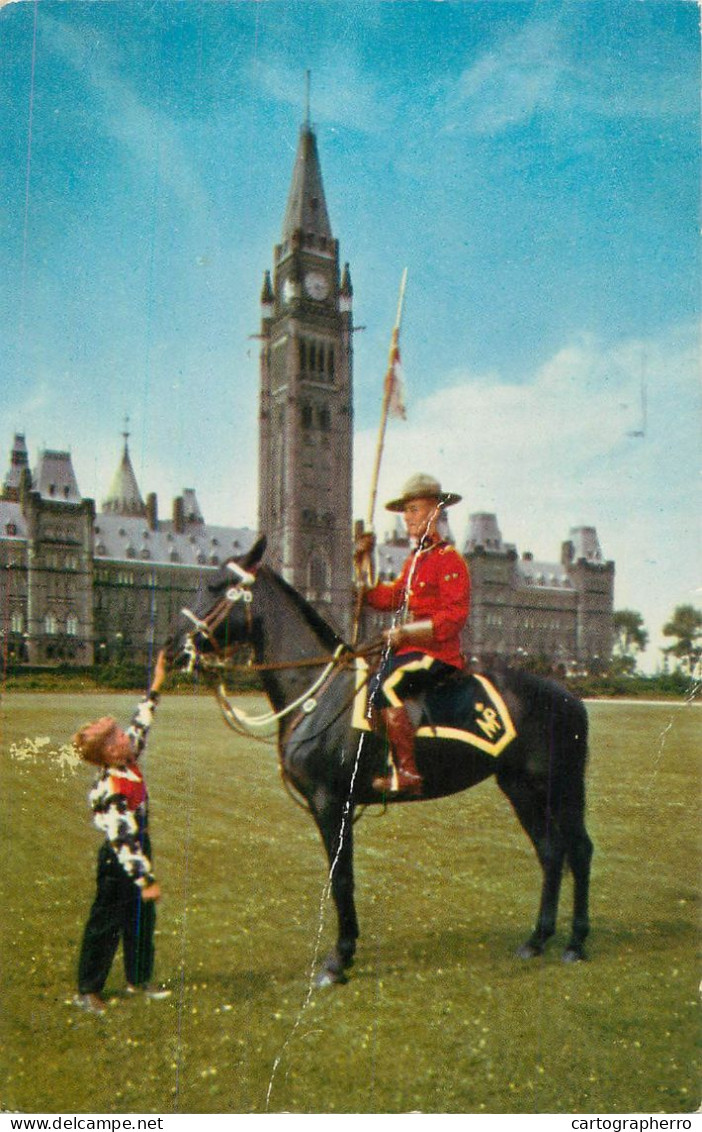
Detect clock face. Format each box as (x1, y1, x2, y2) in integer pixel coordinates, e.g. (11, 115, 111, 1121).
(304, 271, 329, 300)
(282, 277, 297, 303)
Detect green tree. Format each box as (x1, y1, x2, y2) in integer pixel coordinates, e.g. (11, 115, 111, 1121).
(662, 604, 702, 674)
(612, 609, 648, 675)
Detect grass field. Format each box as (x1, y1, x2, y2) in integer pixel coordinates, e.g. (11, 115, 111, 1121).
(1, 691, 699, 1115)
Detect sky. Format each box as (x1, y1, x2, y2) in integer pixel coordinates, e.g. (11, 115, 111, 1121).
(1, 0, 699, 671)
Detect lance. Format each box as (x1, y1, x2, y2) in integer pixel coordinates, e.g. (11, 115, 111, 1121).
(352, 268, 408, 644)
(366, 267, 408, 532)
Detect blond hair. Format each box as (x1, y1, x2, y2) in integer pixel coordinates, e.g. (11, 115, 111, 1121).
(72, 716, 120, 766)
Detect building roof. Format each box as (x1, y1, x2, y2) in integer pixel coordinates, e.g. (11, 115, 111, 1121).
(463, 511, 516, 555)
(34, 450, 82, 504)
(92, 513, 256, 568)
(568, 526, 605, 563)
(517, 557, 573, 589)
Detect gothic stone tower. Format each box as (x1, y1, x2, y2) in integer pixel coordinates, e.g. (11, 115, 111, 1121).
(258, 119, 354, 633)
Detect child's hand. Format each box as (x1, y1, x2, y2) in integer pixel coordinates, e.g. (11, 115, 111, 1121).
(141, 882, 161, 902)
(151, 649, 167, 693)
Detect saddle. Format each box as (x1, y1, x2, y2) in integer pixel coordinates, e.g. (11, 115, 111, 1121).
(353, 660, 516, 759)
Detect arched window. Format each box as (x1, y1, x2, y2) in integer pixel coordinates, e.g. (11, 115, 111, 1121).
(307, 551, 331, 603)
(45, 612, 57, 635)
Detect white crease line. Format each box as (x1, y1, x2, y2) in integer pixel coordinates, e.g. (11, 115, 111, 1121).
(265, 727, 366, 1111)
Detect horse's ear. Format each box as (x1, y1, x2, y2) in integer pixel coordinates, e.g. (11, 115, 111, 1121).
(241, 534, 267, 572)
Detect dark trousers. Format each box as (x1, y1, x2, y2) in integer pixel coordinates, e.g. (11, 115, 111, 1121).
(78, 840, 155, 994)
(370, 650, 457, 710)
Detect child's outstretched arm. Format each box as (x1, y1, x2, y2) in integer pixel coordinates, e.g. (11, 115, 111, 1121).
(151, 648, 167, 694)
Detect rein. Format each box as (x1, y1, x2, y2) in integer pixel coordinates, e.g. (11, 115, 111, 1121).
(216, 643, 346, 732)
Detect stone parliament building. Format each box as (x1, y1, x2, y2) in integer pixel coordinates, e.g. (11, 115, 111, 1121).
(0, 117, 614, 671)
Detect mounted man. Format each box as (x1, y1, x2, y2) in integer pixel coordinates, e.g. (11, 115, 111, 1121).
(355, 472, 471, 797)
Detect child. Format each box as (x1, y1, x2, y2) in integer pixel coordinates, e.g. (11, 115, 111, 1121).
(72, 649, 170, 1015)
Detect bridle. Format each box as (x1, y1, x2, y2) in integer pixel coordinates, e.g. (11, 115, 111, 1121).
(180, 561, 383, 736)
(180, 560, 256, 673)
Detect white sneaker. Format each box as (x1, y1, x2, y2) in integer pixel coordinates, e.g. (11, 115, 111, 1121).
(126, 984, 171, 1000)
(73, 992, 106, 1015)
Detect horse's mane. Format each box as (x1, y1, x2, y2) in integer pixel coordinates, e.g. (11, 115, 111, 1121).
(260, 565, 347, 651)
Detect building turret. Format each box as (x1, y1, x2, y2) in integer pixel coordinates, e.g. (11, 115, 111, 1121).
(2, 433, 30, 501)
(339, 262, 353, 313)
(260, 270, 274, 319)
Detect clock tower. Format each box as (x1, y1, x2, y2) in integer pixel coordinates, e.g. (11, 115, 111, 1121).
(258, 117, 354, 633)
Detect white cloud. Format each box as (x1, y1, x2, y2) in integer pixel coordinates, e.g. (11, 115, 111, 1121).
(444, 18, 568, 136)
(42, 14, 209, 215)
(444, 11, 696, 138)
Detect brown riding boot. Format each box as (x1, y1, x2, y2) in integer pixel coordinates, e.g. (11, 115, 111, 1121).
(373, 706, 423, 797)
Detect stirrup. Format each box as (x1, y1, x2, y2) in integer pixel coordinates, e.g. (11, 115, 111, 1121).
(373, 769, 423, 797)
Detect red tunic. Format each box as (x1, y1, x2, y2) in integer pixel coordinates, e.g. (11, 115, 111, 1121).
(365, 540, 470, 669)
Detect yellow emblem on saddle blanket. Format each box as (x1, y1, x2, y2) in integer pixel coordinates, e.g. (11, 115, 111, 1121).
(352, 658, 517, 758)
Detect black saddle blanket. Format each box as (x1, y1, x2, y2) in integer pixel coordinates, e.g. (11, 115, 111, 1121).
(353, 663, 516, 759)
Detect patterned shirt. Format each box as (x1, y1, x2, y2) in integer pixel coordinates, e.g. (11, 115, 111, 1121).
(88, 693, 159, 887)
(365, 540, 471, 668)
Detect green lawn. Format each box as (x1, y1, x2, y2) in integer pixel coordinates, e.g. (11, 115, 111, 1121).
(1, 692, 699, 1114)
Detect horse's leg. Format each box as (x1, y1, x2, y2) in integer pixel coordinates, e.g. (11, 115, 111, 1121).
(309, 793, 359, 986)
(497, 768, 567, 958)
(561, 825, 593, 962)
(561, 769, 594, 962)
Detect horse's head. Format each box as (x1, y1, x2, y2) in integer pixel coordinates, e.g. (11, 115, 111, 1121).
(174, 535, 267, 671)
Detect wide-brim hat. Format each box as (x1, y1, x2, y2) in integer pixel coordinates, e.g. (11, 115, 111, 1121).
(385, 473, 462, 513)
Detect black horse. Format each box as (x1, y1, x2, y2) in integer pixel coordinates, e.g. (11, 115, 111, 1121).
(176, 536, 593, 985)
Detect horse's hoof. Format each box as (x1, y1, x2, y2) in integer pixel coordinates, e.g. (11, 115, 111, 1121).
(516, 941, 543, 960)
(562, 947, 586, 964)
(315, 967, 348, 988)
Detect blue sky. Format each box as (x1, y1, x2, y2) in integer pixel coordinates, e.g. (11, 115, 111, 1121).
(1, 0, 699, 669)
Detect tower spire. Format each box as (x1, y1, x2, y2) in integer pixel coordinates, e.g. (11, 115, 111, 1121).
(305, 69, 311, 129)
(281, 105, 332, 244)
(103, 425, 145, 517)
